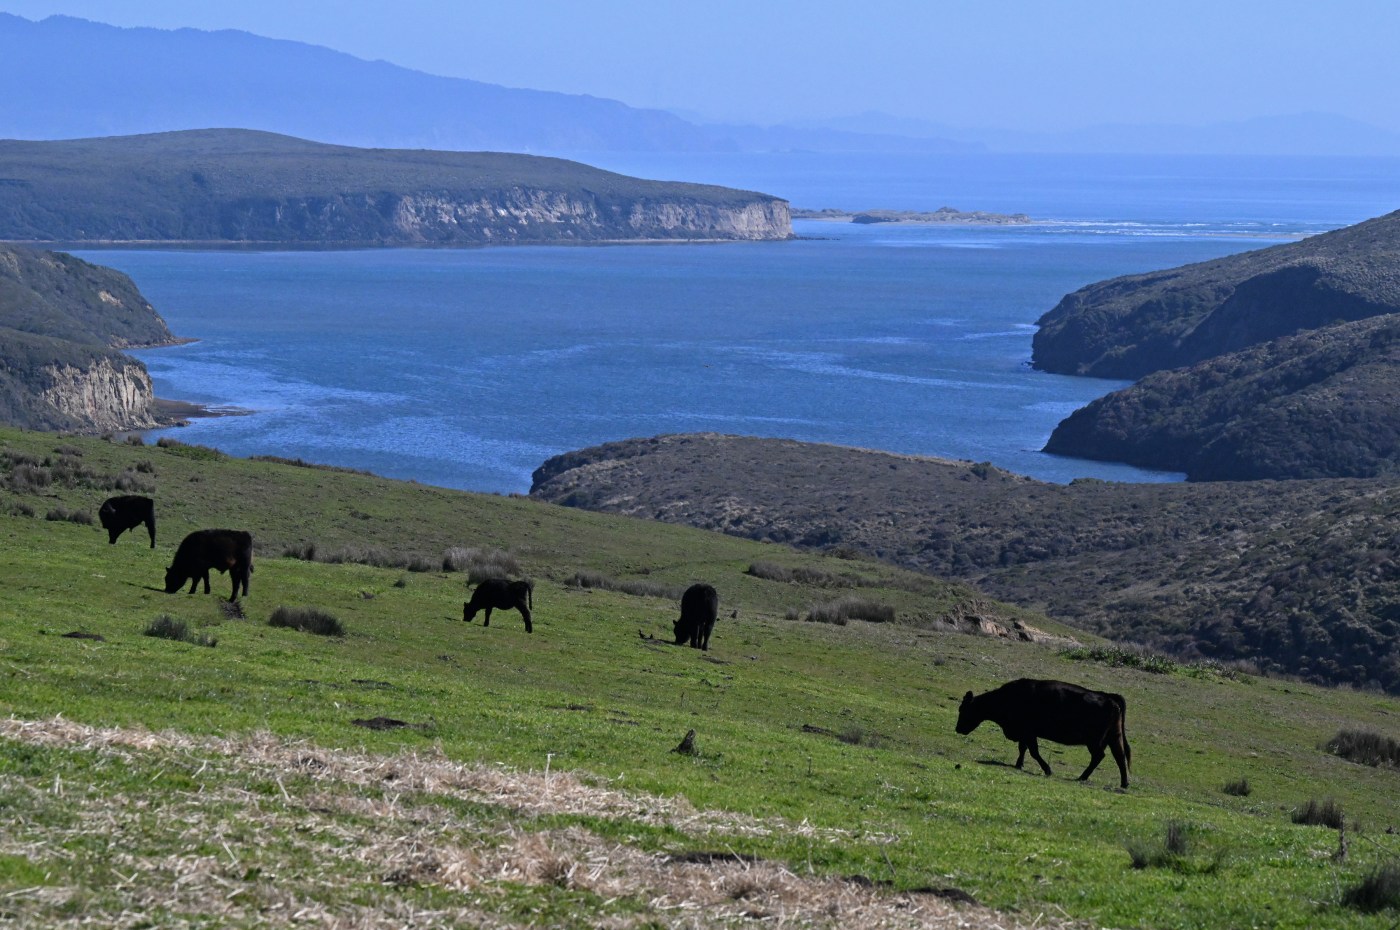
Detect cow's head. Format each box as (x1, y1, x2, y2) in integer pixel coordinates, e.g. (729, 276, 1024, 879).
(162, 567, 184, 594)
(955, 690, 982, 735)
(462, 601, 476, 623)
(673, 616, 690, 645)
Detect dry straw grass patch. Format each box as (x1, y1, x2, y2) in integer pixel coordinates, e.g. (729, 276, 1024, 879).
(0, 716, 1076, 930)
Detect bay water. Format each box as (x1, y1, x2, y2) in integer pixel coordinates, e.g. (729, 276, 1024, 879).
(98, 153, 1400, 494)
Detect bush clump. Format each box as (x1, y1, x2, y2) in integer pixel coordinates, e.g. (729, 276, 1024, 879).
(1060, 643, 1178, 674)
(1342, 863, 1400, 912)
(746, 561, 858, 588)
(564, 570, 685, 600)
(283, 542, 437, 573)
(45, 507, 94, 525)
(443, 546, 522, 582)
(1292, 798, 1344, 828)
(268, 606, 344, 637)
(804, 597, 895, 625)
(1222, 778, 1251, 797)
(144, 615, 216, 647)
(1325, 729, 1400, 769)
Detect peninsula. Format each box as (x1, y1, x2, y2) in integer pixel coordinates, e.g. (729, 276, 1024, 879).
(792, 206, 1031, 225)
(0, 130, 793, 246)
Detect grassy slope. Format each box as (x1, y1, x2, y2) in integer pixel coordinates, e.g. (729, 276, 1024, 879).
(2, 427, 1398, 928)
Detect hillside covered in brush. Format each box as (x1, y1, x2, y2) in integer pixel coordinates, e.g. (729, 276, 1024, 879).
(1044, 314, 1400, 480)
(531, 433, 1400, 692)
(0, 130, 792, 245)
(1032, 209, 1400, 380)
(0, 244, 177, 431)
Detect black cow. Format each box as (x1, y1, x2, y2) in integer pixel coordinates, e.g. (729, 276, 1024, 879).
(164, 529, 254, 601)
(99, 495, 156, 548)
(673, 583, 719, 650)
(463, 578, 533, 633)
(956, 678, 1131, 788)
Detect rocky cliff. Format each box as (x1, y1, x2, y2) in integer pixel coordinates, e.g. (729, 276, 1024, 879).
(1, 244, 176, 432)
(0, 130, 793, 245)
(1032, 209, 1400, 379)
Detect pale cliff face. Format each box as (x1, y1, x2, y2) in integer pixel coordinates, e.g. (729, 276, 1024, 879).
(39, 358, 158, 432)
(387, 189, 792, 242)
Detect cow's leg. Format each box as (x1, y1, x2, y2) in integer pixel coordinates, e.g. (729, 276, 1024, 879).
(1014, 742, 1028, 770)
(518, 599, 532, 634)
(201, 570, 211, 594)
(187, 575, 199, 594)
(146, 518, 156, 548)
(1025, 738, 1053, 776)
(1078, 744, 1106, 782)
(1109, 738, 1130, 788)
(482, 607, 492, 627)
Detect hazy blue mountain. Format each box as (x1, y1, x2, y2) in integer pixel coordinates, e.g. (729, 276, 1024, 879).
(0, 14, 968, 156)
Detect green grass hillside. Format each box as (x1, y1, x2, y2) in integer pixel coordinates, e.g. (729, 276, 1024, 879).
(2, 426, 1399, 928)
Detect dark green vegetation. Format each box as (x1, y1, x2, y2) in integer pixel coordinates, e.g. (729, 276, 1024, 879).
(0, 130, 791, 245)
(1045, 313, 1400, 481)
(530, 433, 1400, 692)
(0, 243, 177, 430)
(1033, 210, 1400, 381)
(1032, 209, 1400, 479)
(4, 426, 1400, 928)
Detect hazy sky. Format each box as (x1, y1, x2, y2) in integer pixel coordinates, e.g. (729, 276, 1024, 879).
(5, 0, 1400, 132)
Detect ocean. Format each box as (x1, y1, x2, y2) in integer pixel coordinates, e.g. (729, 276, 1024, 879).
(98, 152, 1400, 494)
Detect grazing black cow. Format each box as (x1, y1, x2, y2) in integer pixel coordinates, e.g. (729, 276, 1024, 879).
(956, 678, 1131, 788)
(673, 583, 719, 650)
(463, 578, 533, 633)
(99, 495, 156, 548)
(164, 529, 254, 601)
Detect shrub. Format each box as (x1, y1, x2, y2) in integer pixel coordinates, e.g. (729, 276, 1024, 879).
(805, 597, 894, 625)
(1127, 821, 1206, 871)
(144, 615, 216, 648)
(7, 463, 51, 492)
(156, 437, 226, 460)
(1342, 863, 1400, 912)
(1325, 730, 1400, 768)
(1060, 643, 1178, 674)
(564, 570, 685, 600)
(125, 434, 145, 446)
(53, 445, 83, 457)
(1292, 798, 1344, 828)
(268, 606, 344, 637)
(112, 471, 156, 494)
(746, 561, 857, 588)
(443, 546, 522, 581)
(45, 507, 94, 525)
(1222, 778, 1251, 797)
(3, 499, 35, 518)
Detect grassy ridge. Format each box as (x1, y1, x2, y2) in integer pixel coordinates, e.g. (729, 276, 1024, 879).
(2, 426, 1399, 928)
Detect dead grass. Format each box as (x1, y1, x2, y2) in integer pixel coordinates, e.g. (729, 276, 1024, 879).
(0, 716, 1075, 930)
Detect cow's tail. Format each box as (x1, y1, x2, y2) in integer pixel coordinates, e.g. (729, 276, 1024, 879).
(1112, 693, 1131, 773)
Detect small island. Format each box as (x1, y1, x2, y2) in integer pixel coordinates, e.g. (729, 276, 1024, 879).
(792, 206, 1031, 225)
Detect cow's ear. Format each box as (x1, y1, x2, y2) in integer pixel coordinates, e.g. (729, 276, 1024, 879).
(962, 690, 973, 703)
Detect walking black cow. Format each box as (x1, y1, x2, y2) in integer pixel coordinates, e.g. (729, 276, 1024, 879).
(463, 578, 533, 633)
(956, 678, 1131, 788)
(164, 529, 254, 601)
(673, 583, 719, 650)
(99, 495, 156, 548)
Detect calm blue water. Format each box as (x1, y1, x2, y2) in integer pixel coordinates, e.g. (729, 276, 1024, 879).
(98, 153, 1400, 494)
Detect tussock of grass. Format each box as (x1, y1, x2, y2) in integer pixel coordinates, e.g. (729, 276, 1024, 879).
(746, 561, 859, 588)
(804, 597, 894, 625)
(143, 615, 216, 648)
(268, 606, 344, 637)
(1061, 643, 1177, 674)
(44, 506, 93, 525)
(443, 546, 521, 581)
(283, 542, 437, 573)
(1342, 863, 1400, 912)
(564, 570, 685, 601)
(1126, 822, 1219, 874)
(1292, 798, 1344, 828)
(1325, 729, 1400, 768)
(1222, 778, 1251, 797)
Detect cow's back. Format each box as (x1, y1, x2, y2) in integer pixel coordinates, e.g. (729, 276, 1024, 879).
(991, 679, 1121, 742)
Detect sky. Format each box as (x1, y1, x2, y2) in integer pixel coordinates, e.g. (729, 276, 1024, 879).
(4, 0, 1400, 133)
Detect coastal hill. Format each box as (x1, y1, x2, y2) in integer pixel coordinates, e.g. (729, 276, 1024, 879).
(0, 130, 792, 245)
(0, 244, 177, 431)
(531, 432, 1400, 692)
(1044, 314, 1400, 480)
(1031, 209, 1400, 380)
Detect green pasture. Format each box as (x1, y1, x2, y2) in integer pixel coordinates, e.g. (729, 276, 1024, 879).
(1, 427, 1397, 928)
